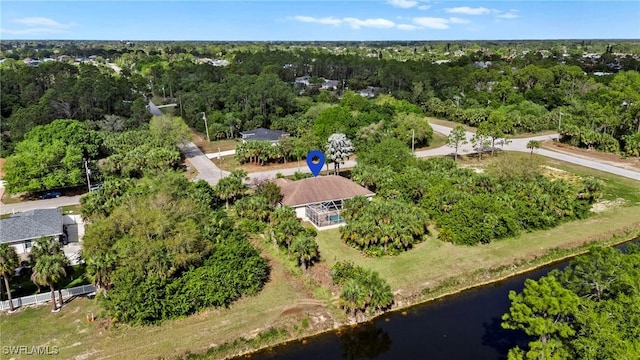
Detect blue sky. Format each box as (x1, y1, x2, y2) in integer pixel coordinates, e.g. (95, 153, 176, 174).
(1, 1, 639, 41)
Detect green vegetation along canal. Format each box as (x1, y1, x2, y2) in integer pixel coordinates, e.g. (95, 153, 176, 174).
(244, 238, 639, 360)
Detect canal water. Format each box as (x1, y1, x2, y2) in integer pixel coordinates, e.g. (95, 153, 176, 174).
(245, 239, 638, 360)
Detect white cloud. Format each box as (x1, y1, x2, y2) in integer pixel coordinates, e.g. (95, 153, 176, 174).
(11, 17, 75, 28)
(449, 17, 470, 24)
(291, 11, 470, 32)
(412, 17, 450, 29)
(292, 16, 341, 26)
(418, 5, 431, 10)
(343, 17, 396, 29)
(496, 10, 519, 19)
(291, 16, 395, 29)
(397, 24, 420, 30)
(1, 17, 77, 36)
(445, 6, 492, 15)
(386, 0, 418, 8)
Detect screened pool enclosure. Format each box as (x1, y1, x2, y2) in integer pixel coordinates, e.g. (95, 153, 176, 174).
(305, 199, 346, 228)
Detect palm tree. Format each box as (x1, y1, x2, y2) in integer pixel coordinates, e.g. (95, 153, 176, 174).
(527, 140, 541, 155)
(28, 237, 63, 292)
(340, 279, 367, 321)
(214, 169, 248, 208)
(29, 236, 62, 263)
(290, 235, 320, 272)
(31, 254, 68, 312)
(0, 244, 20, 312)
(86, 252, 117, 295)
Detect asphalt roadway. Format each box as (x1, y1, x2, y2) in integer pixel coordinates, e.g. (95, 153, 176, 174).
(2, 123, 639, 214)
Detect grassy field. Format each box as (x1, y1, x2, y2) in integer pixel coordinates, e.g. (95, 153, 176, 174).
(415, 132, 448, 151)
(315, 204, 640, 294)
(545, 157, 640, 204)
(427, 117, 477, 132)
(0, 244, 333, 360)
(191, 130, 239, 153)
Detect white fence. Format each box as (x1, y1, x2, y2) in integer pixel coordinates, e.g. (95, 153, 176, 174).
(1, 284, 95, 311)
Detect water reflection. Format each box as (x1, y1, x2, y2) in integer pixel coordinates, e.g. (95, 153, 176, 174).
(338, 322, 392, 359)
(246, 239, 638, 360)
(481, 317, 530, 360)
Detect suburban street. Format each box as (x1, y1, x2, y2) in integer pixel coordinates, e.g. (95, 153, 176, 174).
(0, 195, 82, 215)
(2, 122, 639, 215)
(428, 123, 640, 181)
(180, 142, 230, 185)
(247, 124, 640, 182)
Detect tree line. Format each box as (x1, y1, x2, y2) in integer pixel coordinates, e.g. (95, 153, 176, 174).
(3, 43, 636, 160)
(502, 245, 640, 359)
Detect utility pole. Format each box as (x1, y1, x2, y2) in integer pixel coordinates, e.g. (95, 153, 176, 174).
(201, 112, 210, 142)
(84, 160, 91, 192)
(558, 111, 563, 131)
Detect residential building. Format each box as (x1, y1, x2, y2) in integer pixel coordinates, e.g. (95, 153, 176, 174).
(239, 128, 287, 143)
(273, 175, 374, 229)
(0, 208, 64, 255)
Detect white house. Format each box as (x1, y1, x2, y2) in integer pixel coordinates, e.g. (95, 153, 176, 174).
(273, 175, 374, 229)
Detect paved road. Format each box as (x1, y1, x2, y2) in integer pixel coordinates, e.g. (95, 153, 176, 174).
(0, 195, 82, 215)
(3, 123, 638, 215)
(429, 123, 640, 181)
(180, 142, 230, 186)
(248, 124, 640, 182)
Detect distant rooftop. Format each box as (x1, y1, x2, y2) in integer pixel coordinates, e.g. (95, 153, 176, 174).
(239, 128, 286, 142)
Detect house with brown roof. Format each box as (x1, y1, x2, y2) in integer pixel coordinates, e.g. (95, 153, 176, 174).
(273, 175, 374, 229)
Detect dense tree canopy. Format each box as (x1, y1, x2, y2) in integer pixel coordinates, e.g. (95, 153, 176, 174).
(351, 148, 601, 246)
(502, 245, 640, 359)
(81, 172, 268, 324)
(3, 119, 99, 194)
(341, 197, 429, 256)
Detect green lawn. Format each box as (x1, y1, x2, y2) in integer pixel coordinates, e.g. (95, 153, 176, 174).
(0, 246, 329, 360)
(416, 132, 448, 151)
(316, 204, 640, 294)
(427, 117, 477, 132)
(315, 152, 640, 292)
(61, 204, 82, 215)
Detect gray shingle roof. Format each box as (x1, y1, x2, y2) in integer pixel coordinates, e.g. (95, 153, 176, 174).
(239, 128, 286, 141)
(0, 208, 63, 244)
